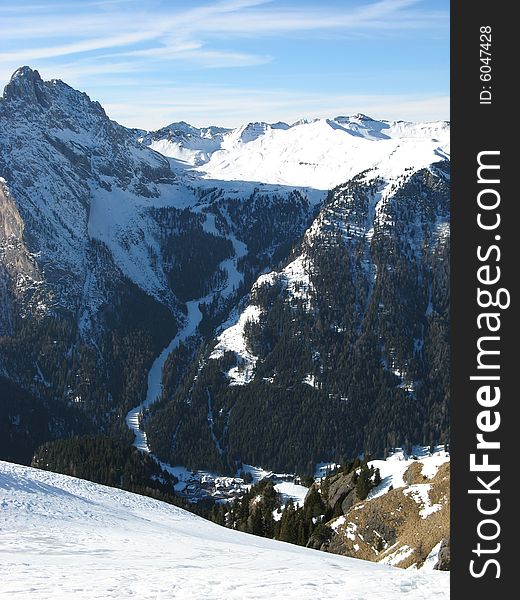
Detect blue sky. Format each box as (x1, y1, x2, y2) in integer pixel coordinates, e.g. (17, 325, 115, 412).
(0, 0, 449, 129)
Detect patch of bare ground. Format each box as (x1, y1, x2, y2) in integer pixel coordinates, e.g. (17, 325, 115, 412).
(327, 461, 450, 569)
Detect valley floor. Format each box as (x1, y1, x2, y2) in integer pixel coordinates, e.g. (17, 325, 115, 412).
(0, 461, 449, 600)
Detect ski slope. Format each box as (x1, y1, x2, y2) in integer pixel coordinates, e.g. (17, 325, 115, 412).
(0, 461, 449, 600)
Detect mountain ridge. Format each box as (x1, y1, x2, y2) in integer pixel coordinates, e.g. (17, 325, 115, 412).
(140, 108, 449, 189)
(1, 66, 449, 481)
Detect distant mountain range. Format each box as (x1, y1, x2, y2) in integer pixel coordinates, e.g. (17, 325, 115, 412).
(138, 111, 449, 190)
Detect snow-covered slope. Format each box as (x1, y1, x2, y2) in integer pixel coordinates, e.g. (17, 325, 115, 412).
(138, 121, 231, 166)
(0, 460, 449, 599)
(145, 113, 450, 190)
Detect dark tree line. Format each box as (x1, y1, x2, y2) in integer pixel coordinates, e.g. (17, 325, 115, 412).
(209, 458, 380, 549)
(31, 435, 184, 506)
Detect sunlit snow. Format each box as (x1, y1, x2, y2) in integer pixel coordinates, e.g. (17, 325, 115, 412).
(0, 461, 449, 600)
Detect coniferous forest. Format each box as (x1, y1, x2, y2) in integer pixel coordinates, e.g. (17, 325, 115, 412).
(146, 165, 450, 473)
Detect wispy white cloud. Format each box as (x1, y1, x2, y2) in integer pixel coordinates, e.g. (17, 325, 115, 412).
(0, 32, 158, 62)
(191, 0, 445, 35)
(0, 0, 448, 127)
(104, 43, 272, 68)
(100, 85, 449, 129)
(0, 0, 447, 62)
(0, 0, 281, 72)
(170, 49, 272, 68)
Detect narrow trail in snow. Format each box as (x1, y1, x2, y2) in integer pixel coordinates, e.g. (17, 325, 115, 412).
(125, 215, 247, 457)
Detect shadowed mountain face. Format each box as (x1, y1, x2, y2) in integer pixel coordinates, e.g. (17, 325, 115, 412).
(0, 67, 449, 472)
(146, 166, 450, 473)
(0, 67, 317, 459)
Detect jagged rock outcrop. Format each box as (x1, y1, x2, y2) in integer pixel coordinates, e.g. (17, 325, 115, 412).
(435, 537, 450, 571)
(325, 457, 450, 570)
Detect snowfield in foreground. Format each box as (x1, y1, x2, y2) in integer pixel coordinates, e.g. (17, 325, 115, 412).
(0, 461, 449, 600)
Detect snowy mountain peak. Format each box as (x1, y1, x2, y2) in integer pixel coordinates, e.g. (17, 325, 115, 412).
(0, 66, 182, 319)
(142, 108, 449, 189)
(3, 66, 49, 106)
(155, 121, 231, 139)
(324, 115, 390, 140)
(351, 112, 375, 121)
(141, 121, 231, 166)
(332, 113, 376, 124)
(2, 65, 107, 123)
(271, 120, 291, 130)
(8, 65, 38, 82)
(291, 117, 320, 126)
(233, 121, 288, 143)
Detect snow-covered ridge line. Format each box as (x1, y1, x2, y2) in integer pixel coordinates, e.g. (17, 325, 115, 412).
(145, 114, 449, 190)
(0, 460, 449, 600)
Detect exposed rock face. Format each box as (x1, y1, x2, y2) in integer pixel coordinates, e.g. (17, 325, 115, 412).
(0, 180, 43, 333)
(325, 459, 450, 570)
(435, 537, 450, 571)
(324, 472, 361, 513)
(328, 472, 356, 505)
(3, 67, 50, 107)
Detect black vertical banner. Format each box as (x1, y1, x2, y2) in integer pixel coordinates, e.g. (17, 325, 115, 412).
(452, 1, 514, 598)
